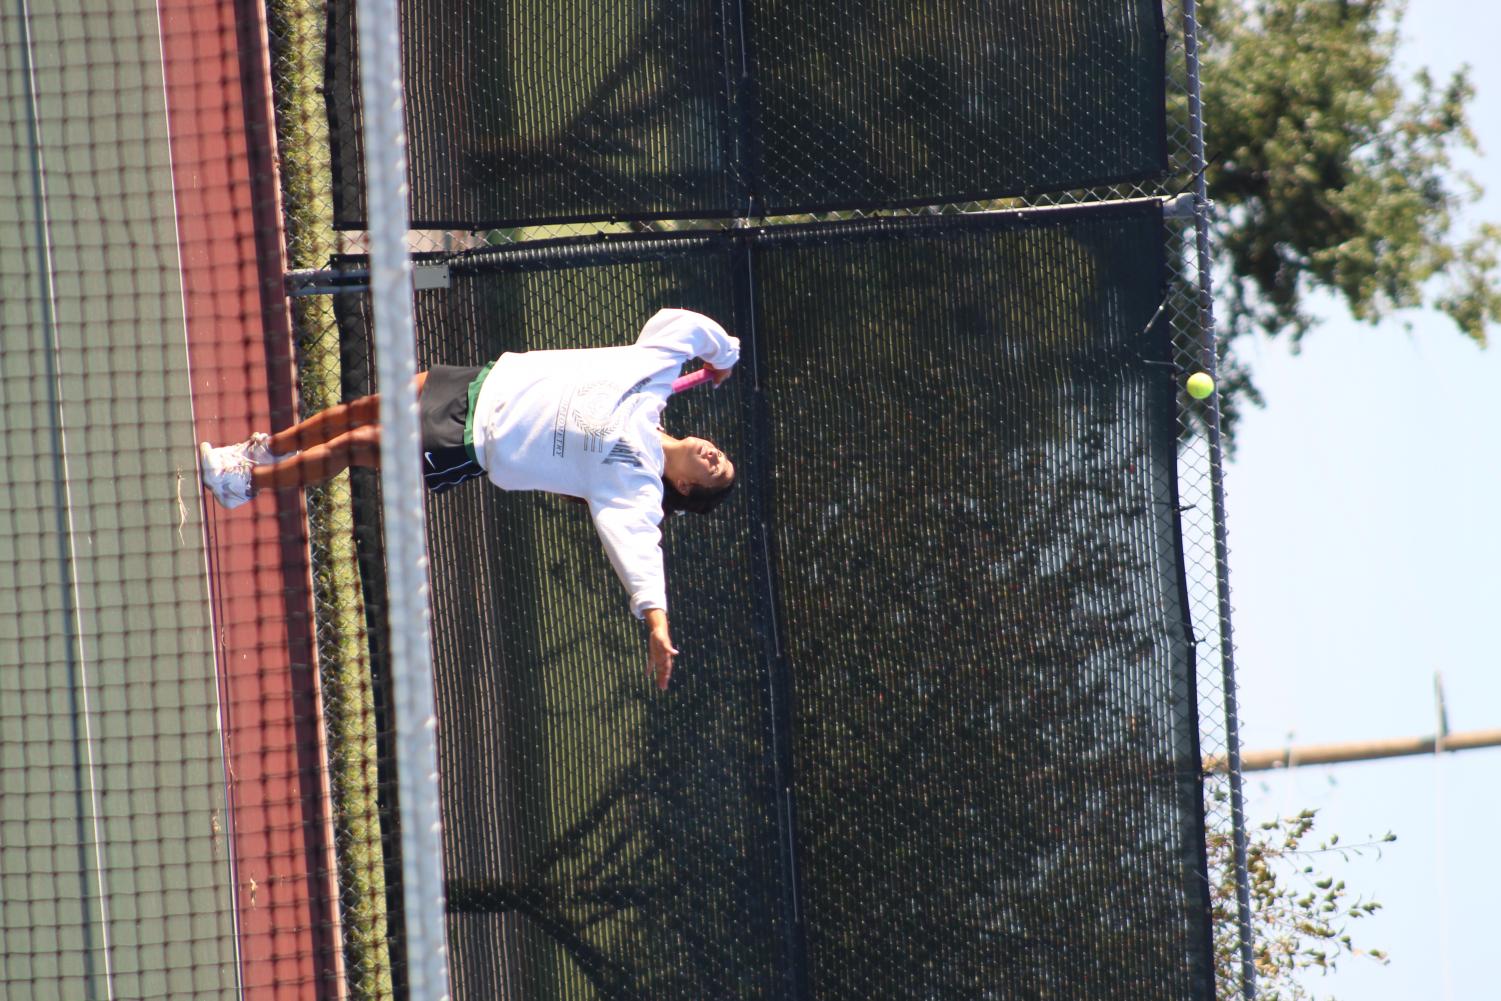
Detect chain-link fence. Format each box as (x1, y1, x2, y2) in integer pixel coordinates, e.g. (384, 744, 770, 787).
(262, 0, 1250, 997)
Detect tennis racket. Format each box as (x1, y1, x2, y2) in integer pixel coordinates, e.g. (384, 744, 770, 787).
(670, 368, 716, 394)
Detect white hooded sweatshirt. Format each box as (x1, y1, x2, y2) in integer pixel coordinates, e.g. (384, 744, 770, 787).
(469, 309, 740, 618)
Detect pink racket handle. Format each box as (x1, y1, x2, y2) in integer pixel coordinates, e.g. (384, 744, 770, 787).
(671, 368, 716, 394)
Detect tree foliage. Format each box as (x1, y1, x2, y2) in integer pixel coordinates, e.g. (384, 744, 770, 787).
(1199, 0, 1501, 348)
(1209, 802, 1395, 1000)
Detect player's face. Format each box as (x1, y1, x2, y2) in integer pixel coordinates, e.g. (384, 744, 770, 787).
(679, 436, 734, 489)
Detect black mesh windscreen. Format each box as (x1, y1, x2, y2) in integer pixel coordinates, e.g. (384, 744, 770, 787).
(326, 0, 1166, 228)
(747, 0, 1166, 213)
(422, 253, 796, 1001)
(753, 214, 1208, 999)
(327, 0, 740, 230)
(340, 246, 796, 998)
(337, 203, 1211, 999)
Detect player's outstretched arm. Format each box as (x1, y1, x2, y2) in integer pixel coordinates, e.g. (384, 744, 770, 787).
(635, 308, 740, 373)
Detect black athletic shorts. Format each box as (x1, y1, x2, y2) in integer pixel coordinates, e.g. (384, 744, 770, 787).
(420, 364, 487, 493)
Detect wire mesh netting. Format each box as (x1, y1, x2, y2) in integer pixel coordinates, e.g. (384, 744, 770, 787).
(328, 205, 1215, 999)
(326, 0, 1167, 228)
(3, 0, 1251, 995)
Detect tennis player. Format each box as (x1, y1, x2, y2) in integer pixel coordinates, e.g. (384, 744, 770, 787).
(199, 308, 739, 690)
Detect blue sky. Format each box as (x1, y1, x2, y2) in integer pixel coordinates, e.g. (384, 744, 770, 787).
(1223, 2, 1501, 997)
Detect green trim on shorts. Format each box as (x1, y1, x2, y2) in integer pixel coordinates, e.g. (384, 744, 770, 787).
(464, 361, 496, 463)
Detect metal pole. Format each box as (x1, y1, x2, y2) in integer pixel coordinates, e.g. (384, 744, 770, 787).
(355, 0, 451, 998)
(1179, 0, 1257, 996)
(1209, 727, 1501, 772)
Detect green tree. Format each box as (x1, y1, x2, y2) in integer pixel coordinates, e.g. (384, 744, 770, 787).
(1209, 804, 1395, 999)
(1199, 0, 1501, 354)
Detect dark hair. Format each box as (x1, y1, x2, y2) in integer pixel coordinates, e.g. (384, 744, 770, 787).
(662, 474, 736, 516)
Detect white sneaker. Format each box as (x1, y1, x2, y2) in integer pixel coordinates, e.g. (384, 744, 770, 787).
(199, 441, 255, 509)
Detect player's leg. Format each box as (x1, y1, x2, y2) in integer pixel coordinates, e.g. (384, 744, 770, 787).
(199, 373, 426, 508)
(264, 393, 380, 456)
(201, 421, 380, 508)
(261, 361, 485, 493)
(251, 424, 381, 492)
(265, 372, 427, 456)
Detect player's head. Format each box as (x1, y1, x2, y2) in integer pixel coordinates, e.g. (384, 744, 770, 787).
(663, 436, 735, 516)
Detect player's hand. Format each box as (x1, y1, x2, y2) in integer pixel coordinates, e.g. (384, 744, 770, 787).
(644, 610, 678, 691)
(648, 627, 678, 691)
(705, 363, 733, 387)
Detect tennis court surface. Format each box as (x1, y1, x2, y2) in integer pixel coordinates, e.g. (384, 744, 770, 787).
(3, 1, 333, 998)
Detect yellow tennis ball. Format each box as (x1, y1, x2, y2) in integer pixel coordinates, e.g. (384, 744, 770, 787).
(1186, 372, 1215, 399)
